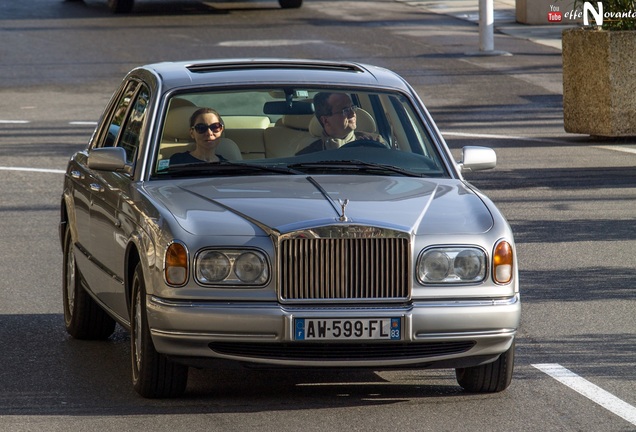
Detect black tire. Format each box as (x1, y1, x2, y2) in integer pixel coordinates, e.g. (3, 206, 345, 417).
(455, 340, 515, 393)
(63, 227, 116, 340)
(130, 263, 188, 398)
(108, 0, 134, 13)
(279, 0, 302, 8)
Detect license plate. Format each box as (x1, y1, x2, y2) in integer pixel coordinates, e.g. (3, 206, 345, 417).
(294, 318, 401, 341)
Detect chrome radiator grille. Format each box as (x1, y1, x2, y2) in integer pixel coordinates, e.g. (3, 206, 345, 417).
(280, 236, 410, 301)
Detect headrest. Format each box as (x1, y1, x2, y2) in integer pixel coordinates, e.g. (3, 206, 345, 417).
(223, 116, 270, 129)
(308, 108, 377, 137)
(281, 114, 314, 131)
(163, 106, 198, 142)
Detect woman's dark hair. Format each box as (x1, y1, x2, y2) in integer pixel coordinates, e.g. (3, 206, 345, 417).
(189, 107, 223, 127)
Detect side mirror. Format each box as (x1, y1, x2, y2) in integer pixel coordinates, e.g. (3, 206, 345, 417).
(87, 147, 132, 174)
(458, 146, 497, 172)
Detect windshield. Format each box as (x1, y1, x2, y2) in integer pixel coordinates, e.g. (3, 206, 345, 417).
(152, 88, 449, 179)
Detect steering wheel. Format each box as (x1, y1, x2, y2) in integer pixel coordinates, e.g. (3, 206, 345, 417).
(341, 139, 389, 149)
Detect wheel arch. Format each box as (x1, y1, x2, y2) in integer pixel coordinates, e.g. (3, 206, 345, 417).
(60, 193, 76, 250)
(124, 239, 142, 322)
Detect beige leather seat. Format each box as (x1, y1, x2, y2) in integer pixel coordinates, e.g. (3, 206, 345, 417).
(263, 114, 316, 158)
(160, 105, 242, 161)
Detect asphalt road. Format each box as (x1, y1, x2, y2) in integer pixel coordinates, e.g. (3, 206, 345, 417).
(1, 1, 636, 431)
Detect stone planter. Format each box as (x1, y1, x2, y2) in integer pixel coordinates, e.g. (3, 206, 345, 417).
(562, 28, 636, 136)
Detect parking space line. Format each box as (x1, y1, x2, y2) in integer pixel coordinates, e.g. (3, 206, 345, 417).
(533, 363, 636, 426)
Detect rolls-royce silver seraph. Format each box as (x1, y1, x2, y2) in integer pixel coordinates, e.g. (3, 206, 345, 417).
(60, 59, 520, 398)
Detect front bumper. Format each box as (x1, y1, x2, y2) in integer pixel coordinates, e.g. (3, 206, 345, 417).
(147, 294, 520, 368)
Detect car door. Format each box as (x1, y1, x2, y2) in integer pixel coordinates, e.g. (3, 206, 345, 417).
(86, 81, 150, 322)
(65, 81, 133, 292)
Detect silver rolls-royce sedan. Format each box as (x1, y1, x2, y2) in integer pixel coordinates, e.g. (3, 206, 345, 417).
(60, 58, 520, 398)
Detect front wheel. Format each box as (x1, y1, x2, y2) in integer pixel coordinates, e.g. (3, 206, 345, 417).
(63, 227, 116, 340)
(130, 263, 188, 398)
(108, 0, 134, 13)
(279, 0, 302, 8)
(455, 340, 515, 393)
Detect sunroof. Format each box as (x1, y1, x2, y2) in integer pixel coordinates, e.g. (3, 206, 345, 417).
(186, 60, 364, 74)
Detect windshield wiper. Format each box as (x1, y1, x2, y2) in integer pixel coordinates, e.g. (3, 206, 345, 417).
(289, 160, 426, 177)
(164, 161, 303, 176)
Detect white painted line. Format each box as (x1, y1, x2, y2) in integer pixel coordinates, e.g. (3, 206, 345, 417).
(442, 131, 564, 144)
(69, 121, 97, 126)
(1, 120, 95, 125)
(217, 40, 323, 47)
(594, 145, 636, 155)
(0, 166, 65, 174)
(444, 131, 636, 155)
(533, 363, 636, 426)
(0, 120, 29, 124)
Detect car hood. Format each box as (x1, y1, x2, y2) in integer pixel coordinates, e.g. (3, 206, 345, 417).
(145, 175, 493, 236)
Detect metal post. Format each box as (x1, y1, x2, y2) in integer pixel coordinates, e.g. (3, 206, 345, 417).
(479, 0, 494, 52)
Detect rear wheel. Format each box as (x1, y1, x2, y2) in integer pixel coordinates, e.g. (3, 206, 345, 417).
(130, 263, 188, 398)
(455, 340, 515, 393)
(108, 0, 134, 13)
(63, 227, 116, 340)
(279, 0, 302, 8)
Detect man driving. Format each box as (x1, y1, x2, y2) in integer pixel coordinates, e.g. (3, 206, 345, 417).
(296, 92, 385, 155)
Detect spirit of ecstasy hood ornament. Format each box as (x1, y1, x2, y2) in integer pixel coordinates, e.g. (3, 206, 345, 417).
(338, 199, 349, 222)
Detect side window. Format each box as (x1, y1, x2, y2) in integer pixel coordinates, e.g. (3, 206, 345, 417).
(118, 85, 150, 164)
(102, 81, 139, 148)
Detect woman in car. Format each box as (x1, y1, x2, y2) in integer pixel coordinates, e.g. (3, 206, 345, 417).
(170, 107, 226, 164)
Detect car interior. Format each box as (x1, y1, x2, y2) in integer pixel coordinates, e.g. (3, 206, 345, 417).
(156, 88, 443, 175)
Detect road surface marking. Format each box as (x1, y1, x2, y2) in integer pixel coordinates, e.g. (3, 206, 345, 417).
(533, 363, 636, 426)
(0, 166, 65, 174)
(594, 145, 636, 155)
(443, 131, 563, 144)
(443, 131, 636, 155)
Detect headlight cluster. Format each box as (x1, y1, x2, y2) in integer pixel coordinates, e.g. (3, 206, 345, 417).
(195, 249, 269, 286)
(417, 242, 514, 285)
(417, 247, 486, 284)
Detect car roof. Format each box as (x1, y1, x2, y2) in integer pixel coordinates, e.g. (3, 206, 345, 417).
(136, 58, 413, 93)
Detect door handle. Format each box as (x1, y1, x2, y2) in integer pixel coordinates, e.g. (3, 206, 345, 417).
(70, 170, 83, 179)
(90, 183, 104, 193)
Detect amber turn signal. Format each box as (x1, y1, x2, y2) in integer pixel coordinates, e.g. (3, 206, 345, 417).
(165, 242, 188, 286)
(493, 240, 513, 284)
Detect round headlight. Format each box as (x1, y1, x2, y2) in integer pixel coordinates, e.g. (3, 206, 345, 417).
(420, 250, 451, 282)
(235, 252, 267, 283)
(197, 251, 231, 283)
(454, 249, 485, 281)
